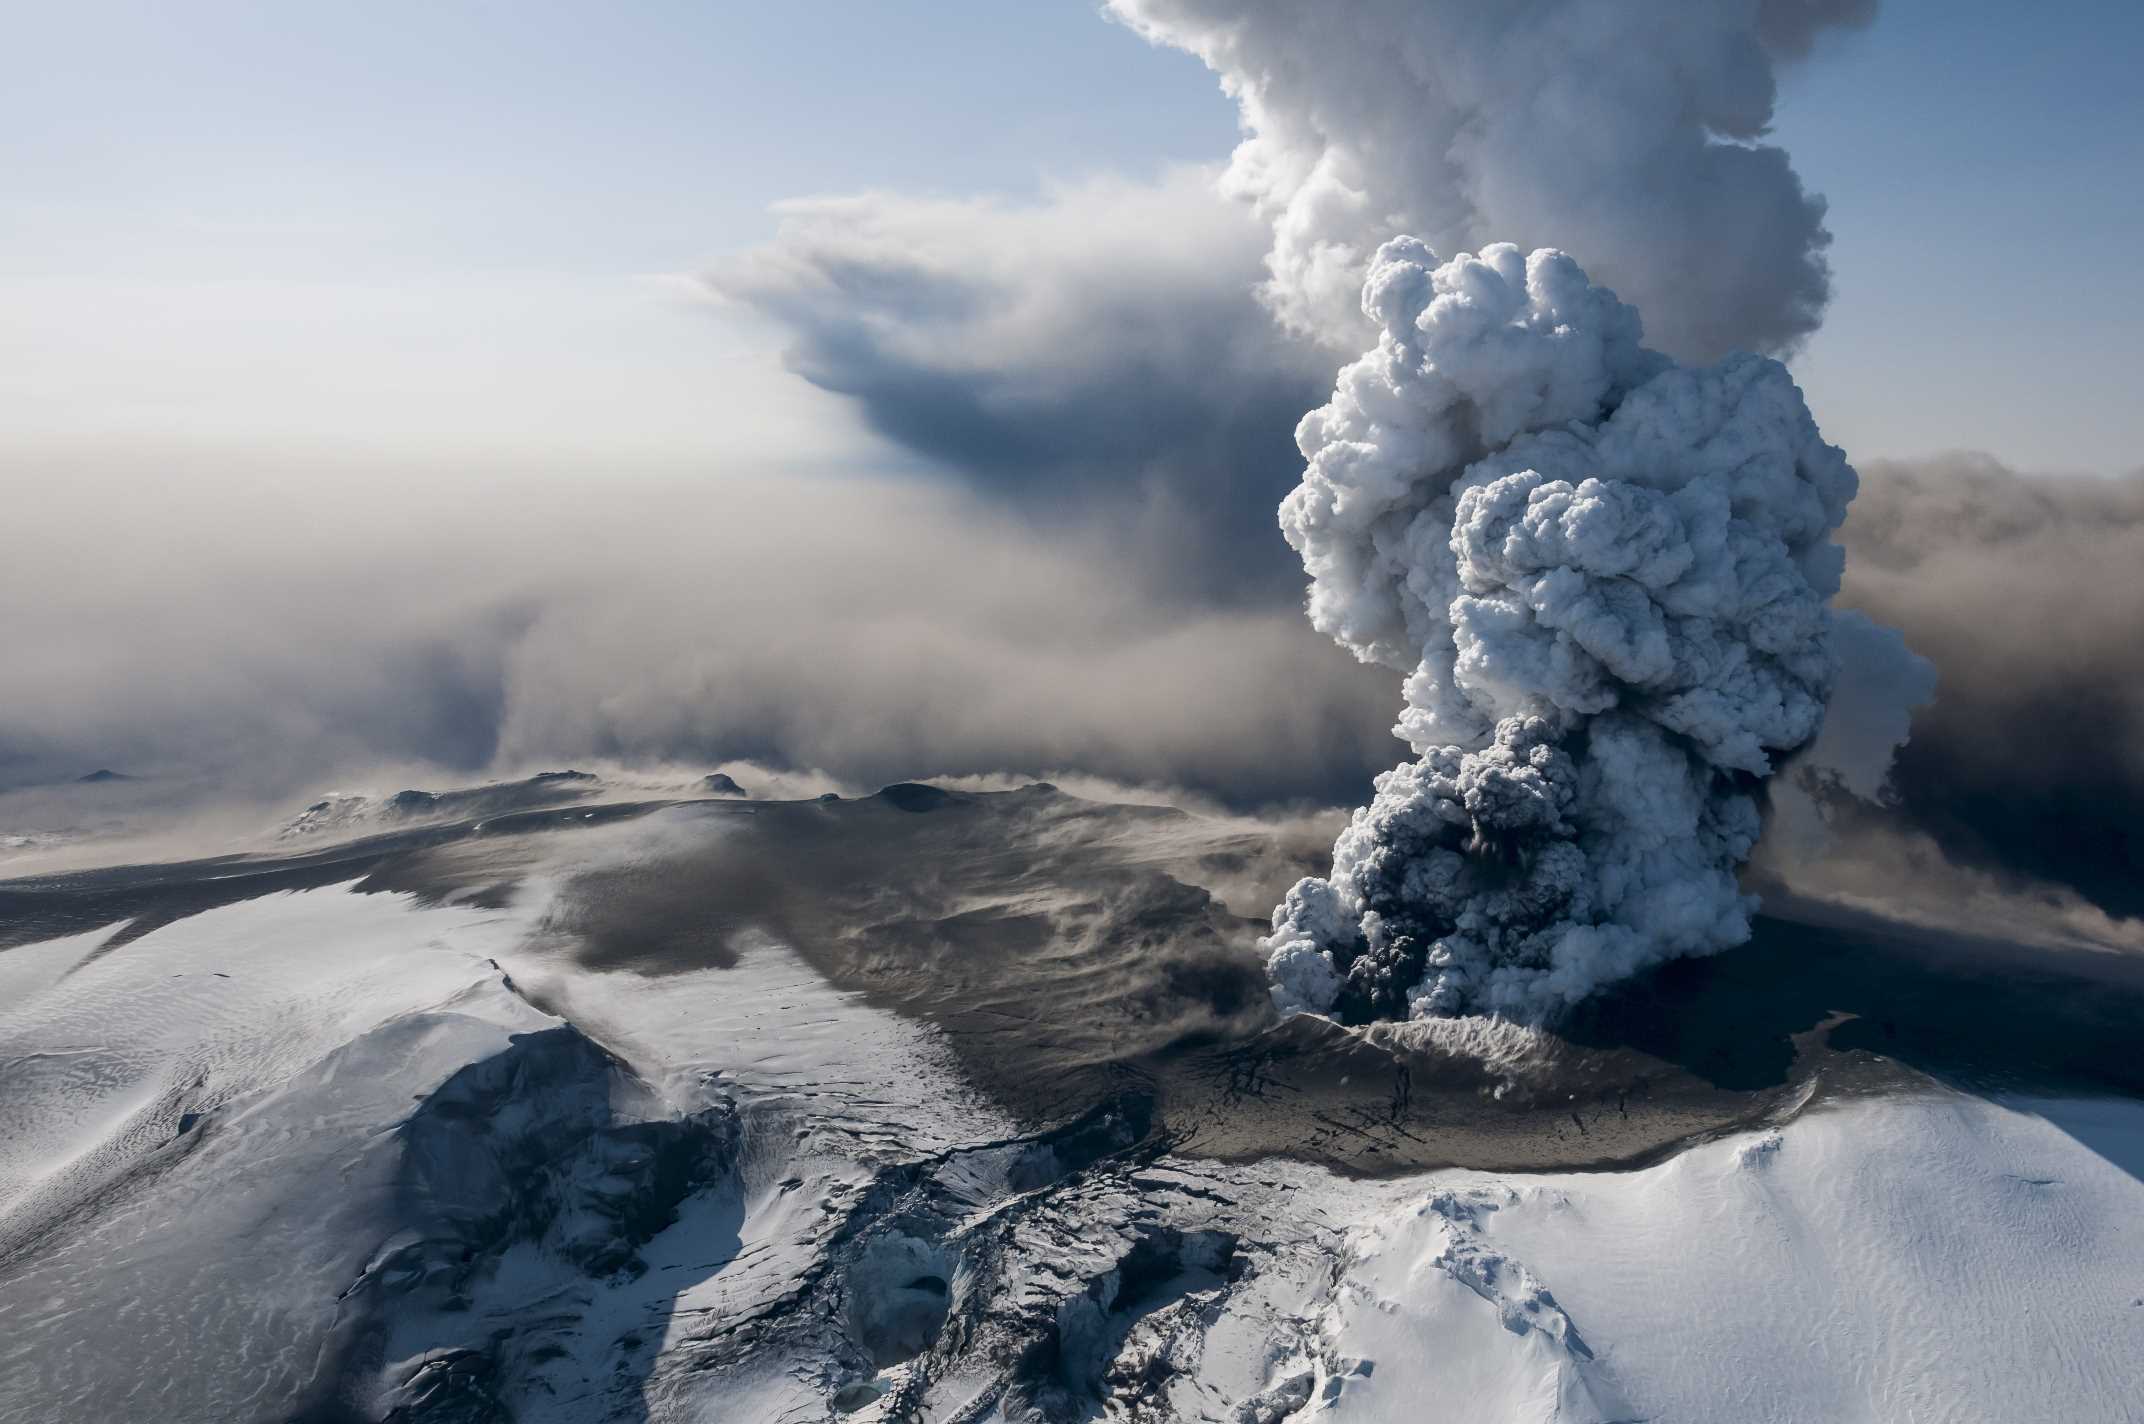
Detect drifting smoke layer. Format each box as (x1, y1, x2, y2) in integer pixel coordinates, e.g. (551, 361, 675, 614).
(1265, 241, 1922, 1022)
(711, 173, 1328, 599)
(1108, 0, 1875, 360)
(0, 458, 1398, 821)
(1835, 457, 2144, 919)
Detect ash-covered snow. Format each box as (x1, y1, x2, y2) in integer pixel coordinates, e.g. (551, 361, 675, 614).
(1, 792, 2141, 1423)
(1271, 1091, 2144, 1422)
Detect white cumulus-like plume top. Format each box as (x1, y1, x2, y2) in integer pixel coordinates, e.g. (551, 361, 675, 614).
(1108, 0, 1874, 360)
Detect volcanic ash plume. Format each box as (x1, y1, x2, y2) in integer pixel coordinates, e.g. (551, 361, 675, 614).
(1266, 239, 1920, 1022)
(1108, 0, 1876, 360)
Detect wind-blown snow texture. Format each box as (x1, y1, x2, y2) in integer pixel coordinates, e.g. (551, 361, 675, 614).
(1265, 242, 1925, 1022)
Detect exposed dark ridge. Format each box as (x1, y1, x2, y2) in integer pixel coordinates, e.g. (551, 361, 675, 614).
(877, 782, 962, 813)
(348, 1021, 746, 1420)
(670, 1091, 1173, 1412)
(1011, 1225, 1237, 1419)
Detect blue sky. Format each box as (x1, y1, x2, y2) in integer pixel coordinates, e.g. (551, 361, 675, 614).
(4, 0, 2138, 473)
(1774, 0, 2144, 474)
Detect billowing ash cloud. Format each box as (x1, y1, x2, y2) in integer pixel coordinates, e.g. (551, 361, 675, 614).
(711, 172, 1329, 597)
(1107, 0, 1873, 360)
(1832, 455, 2144, 919)
(1263, 242, 1929, 1022)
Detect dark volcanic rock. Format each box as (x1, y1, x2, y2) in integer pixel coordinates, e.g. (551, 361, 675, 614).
(361, 1023, 746, 1419)
(700, 772, 747, 797)
(877, 782, 959, 813)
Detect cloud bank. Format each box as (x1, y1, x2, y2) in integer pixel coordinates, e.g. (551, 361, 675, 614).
(711, 171, 1329, 597)
(0, 457, 1396, 840)
(7, 446, 2134, 959)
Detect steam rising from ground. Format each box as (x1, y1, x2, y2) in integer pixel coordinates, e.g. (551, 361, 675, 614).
(1107, 0, 1874, 360)
(1263, 242, 1929, 1022)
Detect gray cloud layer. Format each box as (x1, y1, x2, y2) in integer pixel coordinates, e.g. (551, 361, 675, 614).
(0, 457, 1396, 826)
(711, 172, 1329, 599)
(7, 450, 2134, 945)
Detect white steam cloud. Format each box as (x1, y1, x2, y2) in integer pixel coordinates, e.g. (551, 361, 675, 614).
(1108, 0, 1873, 360)
(1263, 241, 1930, 1022)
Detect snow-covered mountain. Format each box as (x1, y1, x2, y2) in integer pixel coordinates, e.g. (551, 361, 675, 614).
(1, 786, 2139, 1422)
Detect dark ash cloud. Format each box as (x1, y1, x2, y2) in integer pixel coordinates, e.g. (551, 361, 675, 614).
(1757, 0, 1879, 59)
(1834, 454, 2144, 920)
(709, 171, 1330, 599)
